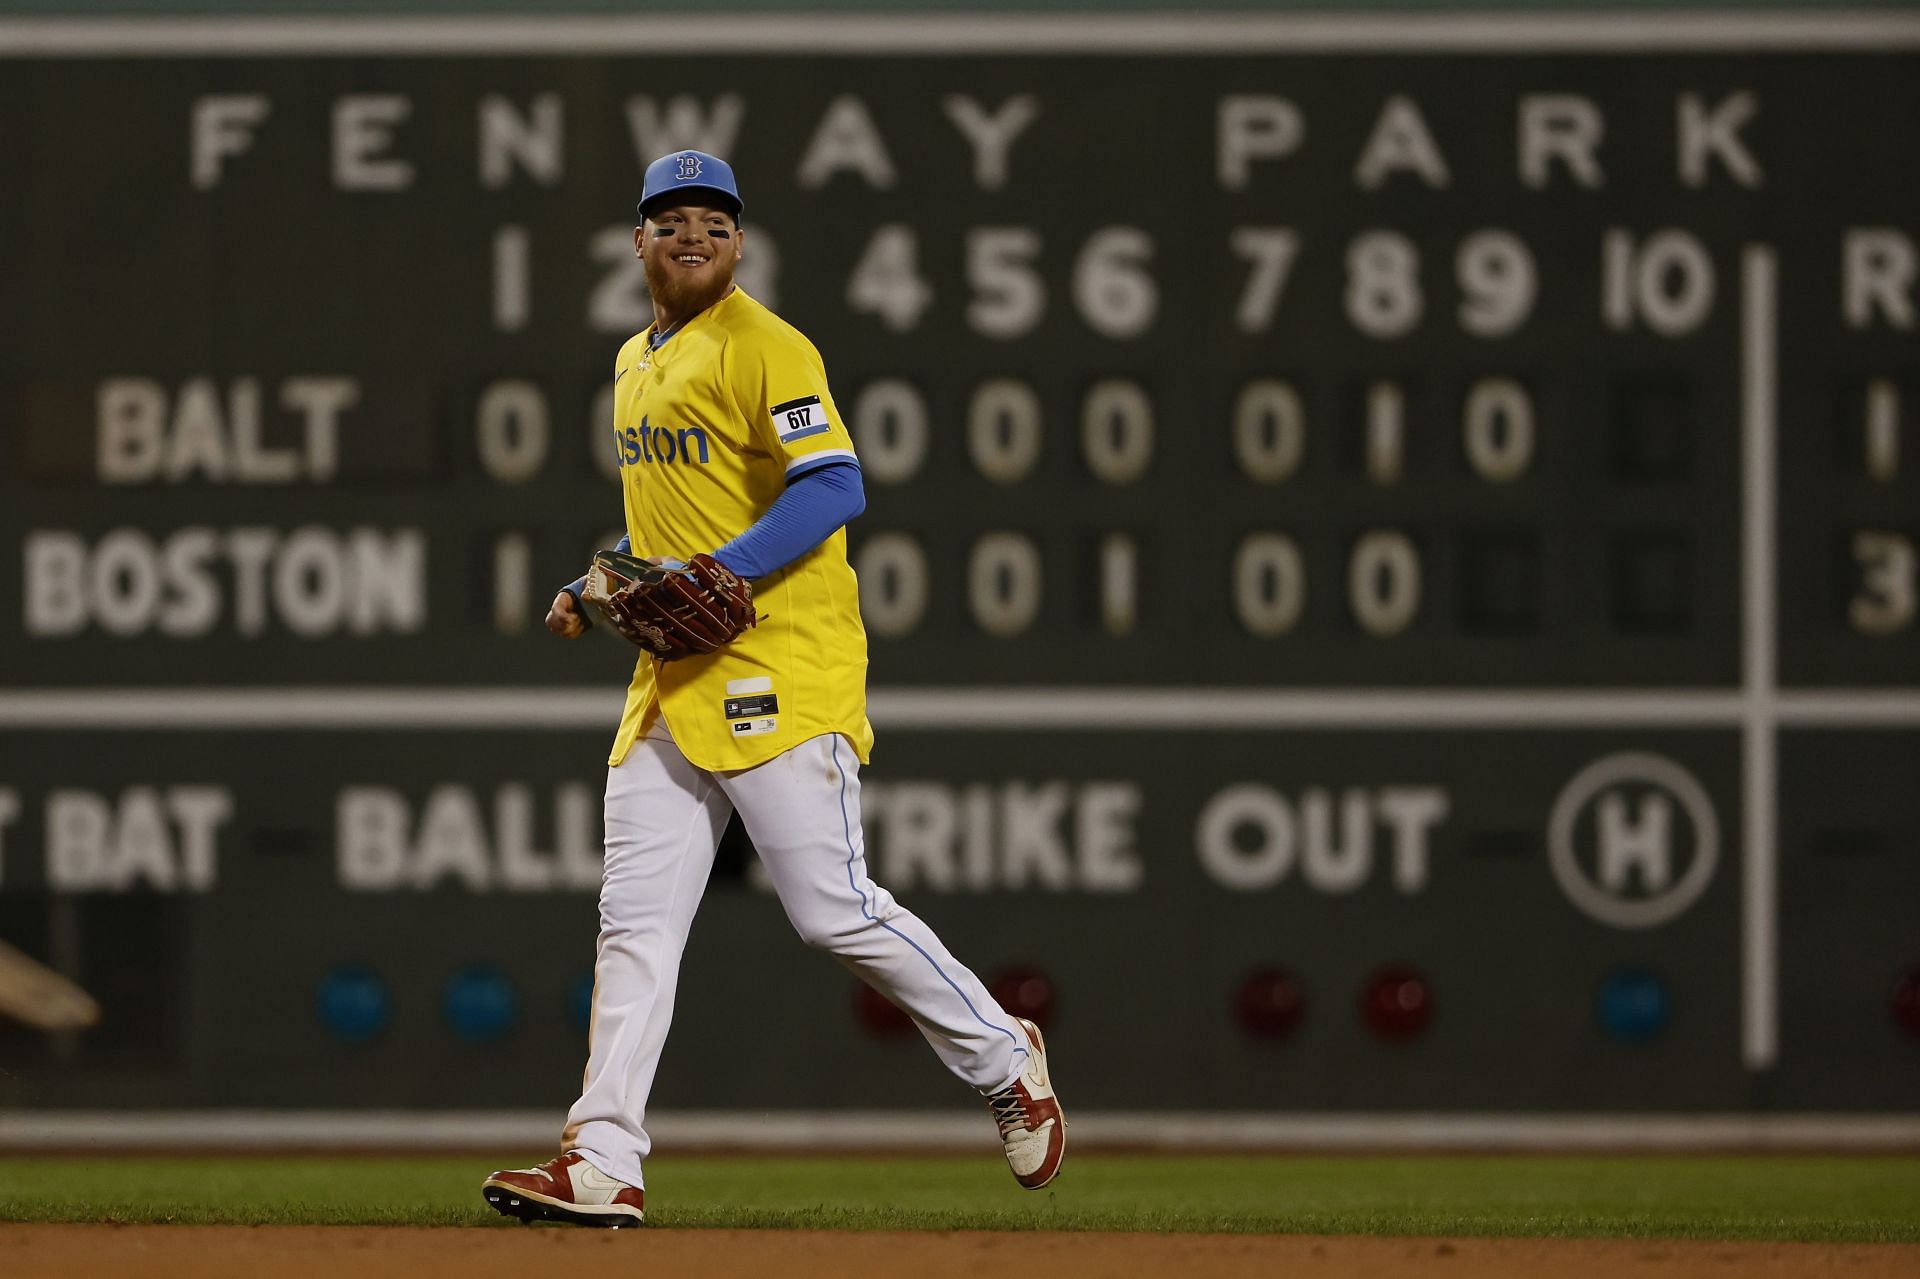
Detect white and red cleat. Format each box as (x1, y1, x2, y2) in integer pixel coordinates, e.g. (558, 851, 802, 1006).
(481, 1151, 645, 1227)
(986, 1017, 1066, 1189)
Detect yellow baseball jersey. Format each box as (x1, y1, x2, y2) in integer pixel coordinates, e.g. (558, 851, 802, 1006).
(604, 287, 874, 773)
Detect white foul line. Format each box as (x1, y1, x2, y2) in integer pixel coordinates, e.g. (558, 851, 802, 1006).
(1, 13, 1919, 56)
(1741, 246, 1781, 1073)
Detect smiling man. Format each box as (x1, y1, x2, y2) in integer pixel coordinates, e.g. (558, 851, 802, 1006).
(480, 151, 1065, 1227)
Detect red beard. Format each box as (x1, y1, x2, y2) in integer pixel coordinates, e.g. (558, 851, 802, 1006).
(644, 253, 735, 324)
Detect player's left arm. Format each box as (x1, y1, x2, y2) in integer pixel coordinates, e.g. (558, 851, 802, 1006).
(714, 326, 865, 579)
(711, 461, 864, 580)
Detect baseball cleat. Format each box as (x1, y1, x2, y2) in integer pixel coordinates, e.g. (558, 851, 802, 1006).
(985, 1016, 1066, 1189)
(481, 1151, 645, 1227)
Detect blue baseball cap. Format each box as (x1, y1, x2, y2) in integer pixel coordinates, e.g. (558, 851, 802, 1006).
(637, 150, 743, 221)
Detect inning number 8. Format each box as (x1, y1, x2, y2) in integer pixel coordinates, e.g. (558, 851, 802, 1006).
(1346, 231, 1422, 338)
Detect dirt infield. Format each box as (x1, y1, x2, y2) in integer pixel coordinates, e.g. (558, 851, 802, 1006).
(4, 1226, 1918, 1278)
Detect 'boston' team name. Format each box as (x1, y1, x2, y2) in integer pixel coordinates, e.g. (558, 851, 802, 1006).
(616, 415, 711, 467)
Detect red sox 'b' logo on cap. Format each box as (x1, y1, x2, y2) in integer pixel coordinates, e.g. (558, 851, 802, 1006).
(676, 153, 702, 180)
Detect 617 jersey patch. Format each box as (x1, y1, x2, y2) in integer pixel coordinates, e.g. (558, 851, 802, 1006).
(771, 395, 830, 445)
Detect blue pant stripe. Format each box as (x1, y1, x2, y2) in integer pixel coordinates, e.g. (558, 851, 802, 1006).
(831, 737, 1025, 1061)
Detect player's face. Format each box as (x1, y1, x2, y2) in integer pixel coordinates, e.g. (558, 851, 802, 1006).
(636, 203, 743, 318)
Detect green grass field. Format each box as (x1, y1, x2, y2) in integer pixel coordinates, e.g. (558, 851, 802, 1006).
(3, 1154, 1918, 1241)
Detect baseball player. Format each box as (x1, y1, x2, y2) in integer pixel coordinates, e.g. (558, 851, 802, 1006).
(482, 151, 1064, 1227)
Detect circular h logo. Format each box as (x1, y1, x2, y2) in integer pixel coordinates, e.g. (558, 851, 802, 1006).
(1548, 752, 1719, 929)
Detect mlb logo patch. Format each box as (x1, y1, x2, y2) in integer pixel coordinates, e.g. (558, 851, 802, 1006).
(771, 395, 831, 445)
(724, 694, 779, 720)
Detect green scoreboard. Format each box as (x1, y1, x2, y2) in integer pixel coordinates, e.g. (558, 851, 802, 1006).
(0, 16, 1915, 1113)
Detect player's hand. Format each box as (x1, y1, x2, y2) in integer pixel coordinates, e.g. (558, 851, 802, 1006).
(546, 590, 589, 638)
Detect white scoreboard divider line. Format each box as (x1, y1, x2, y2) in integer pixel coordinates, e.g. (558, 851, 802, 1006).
(3, 13, 1920, 56)
(2, 686, 1920, 730)
(1741, 245, 1781, 1072)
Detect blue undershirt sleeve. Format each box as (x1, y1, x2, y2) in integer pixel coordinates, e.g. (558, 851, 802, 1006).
(563, 532, 631, 604)
(712, 461, 865, 581)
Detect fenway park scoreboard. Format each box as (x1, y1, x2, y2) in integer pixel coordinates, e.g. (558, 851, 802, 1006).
(0, 18, 1915, 1113)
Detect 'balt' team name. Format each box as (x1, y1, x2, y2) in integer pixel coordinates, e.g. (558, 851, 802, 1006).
(616, 415, 711, 467)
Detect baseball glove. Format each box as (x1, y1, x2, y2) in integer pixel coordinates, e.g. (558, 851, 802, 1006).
(580, 550, 757, 660)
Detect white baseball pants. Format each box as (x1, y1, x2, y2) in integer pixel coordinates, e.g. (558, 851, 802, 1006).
(562, 718, 1027, 1188)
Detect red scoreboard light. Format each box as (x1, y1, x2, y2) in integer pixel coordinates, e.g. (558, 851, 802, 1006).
(1892, 969, 1920, 1039)
(988, 966, 1058, 1029)
(1361, 965, 1434, 1042)
(1234, 967, 1306, 1040)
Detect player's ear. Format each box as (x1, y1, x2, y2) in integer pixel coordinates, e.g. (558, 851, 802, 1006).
(632, 225, 645, 258)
